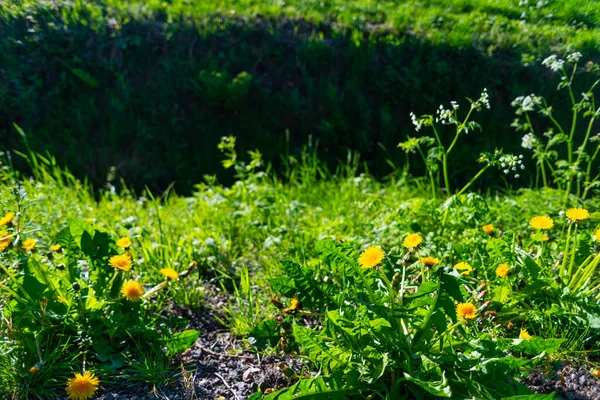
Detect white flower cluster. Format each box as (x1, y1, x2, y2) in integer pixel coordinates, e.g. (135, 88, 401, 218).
(436, 105, 456, 125)
(566, 52, 582, 63)
(521, 133, 539, 150)
(499, 154, 525, 178)
(410, 112, 423, 131)
(511, 94, 542, 113)
(474, 88, 491, 110)
(542, 55, 565, 72)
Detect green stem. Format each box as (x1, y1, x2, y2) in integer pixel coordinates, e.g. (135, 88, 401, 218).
(566, 224, 579, 279)
(456, 165, 491, 196)
(559, 223, 573, 279)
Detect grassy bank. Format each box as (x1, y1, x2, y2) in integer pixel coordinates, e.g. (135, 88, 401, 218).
(1, 144, 600, 397)
(1, 0, 599, 192)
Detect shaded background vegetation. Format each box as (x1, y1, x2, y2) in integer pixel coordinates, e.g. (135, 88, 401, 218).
(1, 0, 599, 193)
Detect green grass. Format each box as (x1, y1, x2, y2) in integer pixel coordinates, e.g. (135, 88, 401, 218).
(5, 0, 600, 52)
(1, 143, 599, 397)
(2, 0, 599, 192)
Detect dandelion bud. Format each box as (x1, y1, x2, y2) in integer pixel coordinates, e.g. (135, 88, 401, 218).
(392, 272, 401, 288)
(270, 298, 284, 310)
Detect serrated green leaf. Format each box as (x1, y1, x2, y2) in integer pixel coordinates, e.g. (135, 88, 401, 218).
(162, 330, 201, 356)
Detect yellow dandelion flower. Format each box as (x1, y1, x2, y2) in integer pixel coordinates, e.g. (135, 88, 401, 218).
(456, 302, 477, 320)
(85, 218, 94, 223)
(482, 224, 494, 234)
(420, 256, 440, 266)
(454, 262, 473, 275)
(496, 264, 510, 278)
(289, 297, 301, 310)
(530, 216, 554, 230)
(160, 268, 179, 280)
(0, 212, 15, 226)
(519, 328, 532, 340)
(66, 371, 100, 400)
(50, 244, 62, 251)
(121, 281, 144, 301)
(541, 234, 549, 242)
(591, 369, 600, 379)
(358, 246, 385, 269)
(595, 228, 600, 242)
(22, 239, 36, 251)
(116, 237, 132, 248)
(0, 231, 11, 252)
(403, 233, 423, 249)
(566, 208, 590, 222)
(109, 254, 132, 271)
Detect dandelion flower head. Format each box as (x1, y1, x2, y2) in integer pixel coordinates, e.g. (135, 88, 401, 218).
(22, 239, 36, 251)
(456, 302, 477, 320)
(121, 281, 144, 301)
(160, 268, 179, 280)
(0, 231, 11, 252)
(66, 371, 100, 400)
(116, 237, 132, 248)
(530, 216, 554, 230)
(496, 264, 510, 278)
(358, 246, 384, 269)
(566, 208, 590, 222)
(519, 329, 532, 340)
(0, 212, 15, 226)
(403, 233, 423, 249)
(482, 224, 494, 234)
(454, 262, 473, 275)
(109, 254, 132, 271)
(421, 256, 440, 266)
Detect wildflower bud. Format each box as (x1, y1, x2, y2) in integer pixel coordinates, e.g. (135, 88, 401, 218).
(478, 301, 492, 313)
(57, 264, 66, 270)
(585, 61, 595, 72)
(392, 272, 401, 288)
(270, 298, 284, 310)
(507, 321, 514, 328)
(29, 366, 39, 374)
(277, 363, 296, 379)
(276, 337, 288, 352)
(72, 282, 81, 291)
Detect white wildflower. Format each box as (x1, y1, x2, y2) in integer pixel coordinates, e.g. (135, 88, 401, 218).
(436, 105, 455, 125)
(542, 55, 565, 72)
(566, 52, 582, 63)
(410, 112, 422, 131)
(521, 133, 538, 150)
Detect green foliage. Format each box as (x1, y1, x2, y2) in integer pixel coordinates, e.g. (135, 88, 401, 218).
(0, 186, 198, 397)
(1, 125, 599, 397)
(256, 239, 584, 398)
(2, 0, 600, 192)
